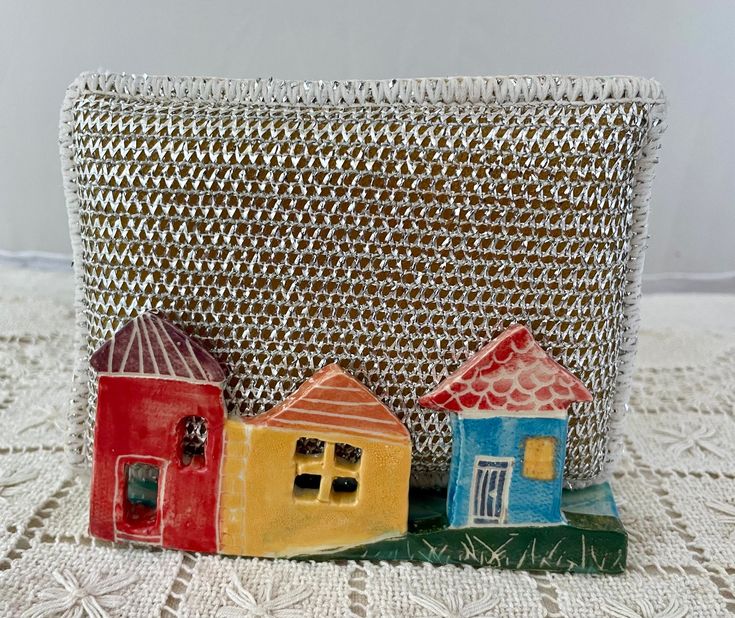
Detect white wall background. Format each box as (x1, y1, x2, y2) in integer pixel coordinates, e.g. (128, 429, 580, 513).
(1, 0, 733, 286)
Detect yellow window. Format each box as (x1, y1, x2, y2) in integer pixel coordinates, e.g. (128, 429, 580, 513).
(523, 437, 557, 480)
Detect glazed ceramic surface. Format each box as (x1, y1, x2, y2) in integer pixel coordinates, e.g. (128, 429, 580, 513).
(88, 315, 624, 573)
(88, 313, 226, 552)
(447, 415, 568, 525)
(220, 363, 411, 557)
(88, 314, 410, 557)
(311, 482, 627, 574)
(419, 324, 592, 528)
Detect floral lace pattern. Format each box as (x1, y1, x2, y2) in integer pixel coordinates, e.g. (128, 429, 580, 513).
(0, 267, 734, 616)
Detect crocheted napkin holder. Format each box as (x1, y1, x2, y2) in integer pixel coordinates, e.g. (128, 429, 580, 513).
(59, 74, 665, 569)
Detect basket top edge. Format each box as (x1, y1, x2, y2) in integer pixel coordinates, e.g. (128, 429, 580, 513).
(67, 71, 666, 107)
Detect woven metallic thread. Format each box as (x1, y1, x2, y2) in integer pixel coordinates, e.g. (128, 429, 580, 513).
(61, 74, 666, 486)
(182, 416, 207, 454)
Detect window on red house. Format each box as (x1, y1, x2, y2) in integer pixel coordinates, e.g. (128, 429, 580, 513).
(124, 462, 159, 527)
(180, 416, 207, 468)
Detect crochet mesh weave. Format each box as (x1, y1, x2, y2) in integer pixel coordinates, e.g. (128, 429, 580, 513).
(59, 73, 666, 487)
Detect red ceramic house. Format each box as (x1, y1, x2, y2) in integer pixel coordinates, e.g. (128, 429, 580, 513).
(88, 312, 226, 552)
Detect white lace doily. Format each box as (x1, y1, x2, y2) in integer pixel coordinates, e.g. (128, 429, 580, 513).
(0, 265, 733, 617)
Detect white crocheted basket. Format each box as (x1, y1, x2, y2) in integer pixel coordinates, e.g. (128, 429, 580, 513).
(59, 72, 666, 488)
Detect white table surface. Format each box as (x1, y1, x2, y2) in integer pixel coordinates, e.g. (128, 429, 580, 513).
(0, 266, 733, 617)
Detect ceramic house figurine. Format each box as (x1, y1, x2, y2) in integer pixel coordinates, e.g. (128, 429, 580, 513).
(419, 324, 592, 527)
(88, 313, 628, 573)
(88, 312, 411, 557)
(88, 312, 227, 552)
(219, 363, 411, 557)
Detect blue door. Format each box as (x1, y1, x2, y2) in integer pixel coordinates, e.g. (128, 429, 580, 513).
(470, 457, 513, 525)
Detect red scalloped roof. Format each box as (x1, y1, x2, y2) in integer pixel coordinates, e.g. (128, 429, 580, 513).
(90, 312, 225, 384)
(419, 325, 592, 414)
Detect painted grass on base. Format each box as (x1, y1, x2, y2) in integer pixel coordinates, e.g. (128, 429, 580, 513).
(301, 483, 627, 574)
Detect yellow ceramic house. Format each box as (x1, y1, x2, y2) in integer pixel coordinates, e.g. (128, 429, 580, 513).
(219, 364, 411, 557)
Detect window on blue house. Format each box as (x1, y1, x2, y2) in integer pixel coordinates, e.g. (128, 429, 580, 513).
(522, 437, 557, 480)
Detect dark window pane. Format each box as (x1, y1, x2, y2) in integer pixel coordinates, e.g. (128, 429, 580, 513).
(332, 476, 358, 493)
(294, 473, 322, 491)
(295, 437, 325, 456)
(335, 442, 362, 464)
(181, 416, 207, 467)
(125, 462, 159, 526)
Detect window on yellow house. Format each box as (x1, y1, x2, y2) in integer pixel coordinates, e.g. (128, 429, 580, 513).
(332, 477, 358, 493)
(293, 473, 322, 500)
(331, 476, 359, 505)
(294, 437, 325, 457)
(335, 442, 362, 464)
(522, 437, 557, 480)
(293, 437, 361, 504)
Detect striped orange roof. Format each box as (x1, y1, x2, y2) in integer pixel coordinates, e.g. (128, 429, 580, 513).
(246, 364, 410, 443)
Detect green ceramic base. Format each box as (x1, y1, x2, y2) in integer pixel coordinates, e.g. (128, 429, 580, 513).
(302, 482, 626, 574)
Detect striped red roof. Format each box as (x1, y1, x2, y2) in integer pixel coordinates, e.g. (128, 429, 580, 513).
(90, 312, 225, 384)
(419, 324, 592, 414)
(247, 364, 409, 443)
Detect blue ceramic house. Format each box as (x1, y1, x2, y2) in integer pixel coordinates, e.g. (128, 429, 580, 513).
(420, 325, 592, 527)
